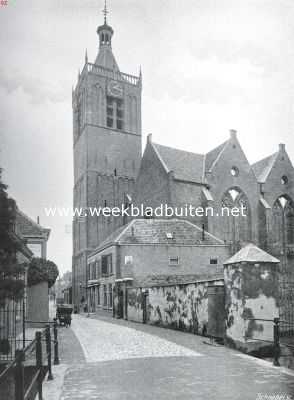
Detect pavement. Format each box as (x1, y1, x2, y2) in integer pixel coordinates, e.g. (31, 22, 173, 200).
(42, 310, 294, 400)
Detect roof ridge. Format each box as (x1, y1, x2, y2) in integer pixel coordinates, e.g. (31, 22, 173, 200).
(153, 142, 204, 157)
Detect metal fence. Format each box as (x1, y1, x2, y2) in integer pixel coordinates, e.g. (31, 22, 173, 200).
(0, 320, 59, 400)
(0, 298, 25, 362)
(245, 317, 294, 367)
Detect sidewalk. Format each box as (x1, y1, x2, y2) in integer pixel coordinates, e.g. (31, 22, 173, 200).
(42, 312, 294, 400)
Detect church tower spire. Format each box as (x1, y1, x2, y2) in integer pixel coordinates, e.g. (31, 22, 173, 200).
(95, 0, 119, 71)
(103, 0, 108, 24)
(72, 0, 142, 309)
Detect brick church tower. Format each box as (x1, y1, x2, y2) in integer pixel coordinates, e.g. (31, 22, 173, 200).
(72, 6, 142, 306)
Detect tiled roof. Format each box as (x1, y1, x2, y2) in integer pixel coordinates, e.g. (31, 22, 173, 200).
(93, 219, 225, 253)
(152, 143, 205, 183)
(15, 210, 50, 239)
(205, 140, 228, 172)
(251, 153, 278, 183)
(223, 243, 280, 265)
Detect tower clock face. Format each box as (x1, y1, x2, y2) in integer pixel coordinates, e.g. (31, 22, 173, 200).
(107, 80, 123, 98)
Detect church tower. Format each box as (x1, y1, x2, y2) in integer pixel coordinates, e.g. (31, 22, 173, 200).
(72, 4, 142, 307)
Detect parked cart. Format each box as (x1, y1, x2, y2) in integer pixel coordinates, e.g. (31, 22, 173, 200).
(56, 305, 73, 327)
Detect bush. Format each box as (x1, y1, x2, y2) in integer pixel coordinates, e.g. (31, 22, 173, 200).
(27, 258, 59, 288)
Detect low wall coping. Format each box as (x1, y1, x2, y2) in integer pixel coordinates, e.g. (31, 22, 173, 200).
(128, 277, 224, 289)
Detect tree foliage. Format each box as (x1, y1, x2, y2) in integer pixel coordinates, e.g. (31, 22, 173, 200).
(0, 169, 25, 302)
(27, 257, 59, 288)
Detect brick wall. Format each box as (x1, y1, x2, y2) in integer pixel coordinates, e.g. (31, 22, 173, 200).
(119, 244, 229, 286)
(133, 141, 171, 209)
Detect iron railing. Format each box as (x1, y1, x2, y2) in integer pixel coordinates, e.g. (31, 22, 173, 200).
(0, 298, 25, 362)
(0, 319, 59, 400)
(245, 317, 294, 367)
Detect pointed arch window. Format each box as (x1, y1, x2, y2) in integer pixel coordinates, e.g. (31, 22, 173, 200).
(221, 188, 251, 250)
(272, 195, 294, 247)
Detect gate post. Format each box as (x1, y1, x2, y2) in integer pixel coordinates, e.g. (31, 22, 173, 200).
(14, 349, 25, 400)
(53, 318, 60, 365)
(35, 331, 43, 400)
(273, 317, 280, 366)
(45, 324, 53, 380)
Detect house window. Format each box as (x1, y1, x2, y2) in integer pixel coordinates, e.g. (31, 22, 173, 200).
(92, 263, 97, 280)
(103, 285, 107, 306)
(97, 286, 100, 305)
(169, 256, 179, 266)
(96, 260, 101, 279)
(210, 258, 218, 265)
(109, 284, 113, 308)
(101, 254, 113, 276)
(106, 96, 124, 130)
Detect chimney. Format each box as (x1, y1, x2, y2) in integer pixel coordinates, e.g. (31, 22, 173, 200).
(147, 133, 152, 144)
(202, 224, 205, 241)
(131, 226, 135, 237)
(279, 143, 285, 152)
(230, 129, 237, 139)
(37, 216, 40, 224)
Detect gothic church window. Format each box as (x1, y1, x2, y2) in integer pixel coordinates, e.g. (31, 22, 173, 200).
(272, 195, 294, 247)
(221, 188, 251, 250)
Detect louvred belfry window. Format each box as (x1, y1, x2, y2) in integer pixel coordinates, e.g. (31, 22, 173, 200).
(106, 97, 124, 130)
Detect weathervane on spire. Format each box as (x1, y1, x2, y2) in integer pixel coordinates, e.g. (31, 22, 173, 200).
(102, 0, 109, 24)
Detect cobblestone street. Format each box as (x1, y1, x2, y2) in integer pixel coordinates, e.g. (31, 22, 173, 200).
(42, 312, 294, 400)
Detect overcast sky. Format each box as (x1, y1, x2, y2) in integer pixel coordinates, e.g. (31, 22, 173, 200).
(1, 0, 294, 275)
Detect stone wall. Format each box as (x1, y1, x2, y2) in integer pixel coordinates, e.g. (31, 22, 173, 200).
(224, 262, 279, 352)
(27, 282, 49, 327)
(127, 279, 223, 335)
